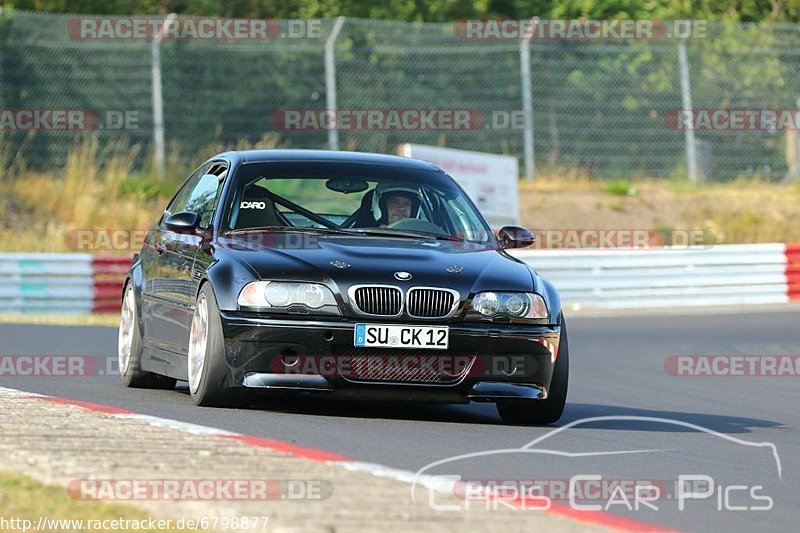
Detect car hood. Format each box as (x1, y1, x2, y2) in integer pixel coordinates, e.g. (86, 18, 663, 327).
(217, 232, 536, 295)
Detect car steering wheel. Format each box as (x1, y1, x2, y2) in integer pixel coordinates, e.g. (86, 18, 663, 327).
(387, 218, 446, 234)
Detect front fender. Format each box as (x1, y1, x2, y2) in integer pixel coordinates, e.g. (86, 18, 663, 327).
(125, 255, 145, 321)
(538, 274, 563, 325)
(203, 256, 260, 311)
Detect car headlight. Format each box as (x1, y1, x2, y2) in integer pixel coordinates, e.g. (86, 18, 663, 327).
(471, 292, 500, 316)
(469, 292, 547, 319)
(238, 281, 339, 314)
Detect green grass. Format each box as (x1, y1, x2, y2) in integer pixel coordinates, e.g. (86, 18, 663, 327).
(0, 314, 120, 327)
(0, 470, 197, 532)
(603, 179, 636, 196)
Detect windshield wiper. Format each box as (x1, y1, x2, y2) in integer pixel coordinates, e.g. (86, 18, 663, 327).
(224, 226, 352, 236)
(225, 226, 474, 244)
(348, 228, 465, 242)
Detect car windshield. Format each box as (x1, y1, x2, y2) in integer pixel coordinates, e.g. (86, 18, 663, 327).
(221, 162, 494, 243)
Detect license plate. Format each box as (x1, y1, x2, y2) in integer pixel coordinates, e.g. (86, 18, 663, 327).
(354, 324, 449, 350)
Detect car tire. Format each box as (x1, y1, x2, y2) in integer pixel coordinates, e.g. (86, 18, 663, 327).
(187, 283, 240, 407)
(118, 283, 177, 390)
(497, 320, 569, 425)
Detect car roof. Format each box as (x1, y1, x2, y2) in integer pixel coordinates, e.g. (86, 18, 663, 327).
(215, 149, 443, 172)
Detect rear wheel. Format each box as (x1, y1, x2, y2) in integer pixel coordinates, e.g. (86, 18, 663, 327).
(188, 284, 240, 407)
(497, 321, 569, 425)
(118, 283, 177, 390)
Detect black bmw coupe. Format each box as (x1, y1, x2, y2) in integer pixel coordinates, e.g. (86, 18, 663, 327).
(118, 150, 568, 424)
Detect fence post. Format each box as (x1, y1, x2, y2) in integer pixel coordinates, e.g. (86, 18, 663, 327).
(782, 97, 800, 182)
(150, 14, 177, 180)
(325, 17, 346, 151)
(678, 37, 699, 184)
(519, 30, 535, 181)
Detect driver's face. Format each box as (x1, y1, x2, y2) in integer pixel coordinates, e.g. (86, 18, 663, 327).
(386, 194, 411, 224)
(386, 194, 413, 224)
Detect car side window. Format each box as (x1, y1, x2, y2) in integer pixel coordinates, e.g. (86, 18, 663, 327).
(165, 164, 209, 218)
(185, 173, 222, 228)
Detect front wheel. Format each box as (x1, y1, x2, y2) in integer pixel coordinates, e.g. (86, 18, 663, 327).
(118, 283, 176, 390)
(497, 321, 569, 425)
(187, 284, 240, 407)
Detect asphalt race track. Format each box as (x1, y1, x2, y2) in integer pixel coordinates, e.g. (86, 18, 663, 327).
(1, 310, 797, 532)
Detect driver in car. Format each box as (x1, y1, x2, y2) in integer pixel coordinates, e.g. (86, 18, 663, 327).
(371, 182, 422, 227)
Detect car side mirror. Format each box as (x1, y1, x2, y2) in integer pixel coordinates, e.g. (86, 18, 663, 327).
(498, 226, 535, 249)
(164, 211, 200, 233)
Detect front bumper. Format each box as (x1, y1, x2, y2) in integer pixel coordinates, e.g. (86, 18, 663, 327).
(220, 312, 561, 403)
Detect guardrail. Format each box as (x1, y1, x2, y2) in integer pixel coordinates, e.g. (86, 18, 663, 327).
(92, 256, 133, 313)
(0, 254, 130, 314)
(0, 244, 797, 314)
(513, 243, 798, 310)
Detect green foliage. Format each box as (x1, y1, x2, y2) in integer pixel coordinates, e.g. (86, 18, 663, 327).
(4, 0, 800, 22)
(603, 179, 635, 196)
(119, 175, 179, 200)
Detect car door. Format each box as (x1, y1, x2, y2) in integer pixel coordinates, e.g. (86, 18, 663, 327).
(189, 162, 229, 302)
(143, 164, 214, 360)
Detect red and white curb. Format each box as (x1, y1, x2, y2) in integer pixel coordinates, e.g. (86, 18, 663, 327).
(92, 256, 131, 313)
(0, 385, 672, 532)
(787, 243, 800, 301)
